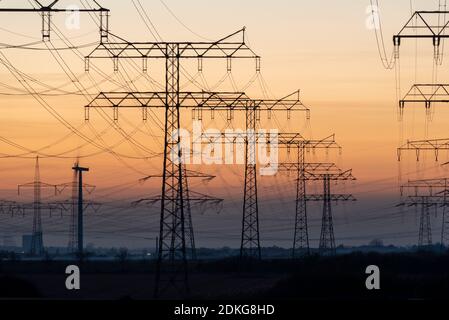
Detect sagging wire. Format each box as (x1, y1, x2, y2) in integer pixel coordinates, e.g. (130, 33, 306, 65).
(435, 0, 447, 66)
(370, 0, 396, 70)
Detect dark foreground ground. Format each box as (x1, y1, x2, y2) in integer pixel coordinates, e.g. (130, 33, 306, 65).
(1, 251, 449, 300)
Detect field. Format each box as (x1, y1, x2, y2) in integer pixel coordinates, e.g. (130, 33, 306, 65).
(1, 251, 449, 300)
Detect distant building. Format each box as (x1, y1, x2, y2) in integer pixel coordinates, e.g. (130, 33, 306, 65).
(22, 235, 33, 253)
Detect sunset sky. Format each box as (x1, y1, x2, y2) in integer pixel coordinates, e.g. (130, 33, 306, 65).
(1, 0, 449, 249)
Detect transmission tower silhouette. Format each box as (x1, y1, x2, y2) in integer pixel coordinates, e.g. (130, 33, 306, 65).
(398, 178, 449, 247)
(276, 134, 341, 258)
(441, 192, 449, 249)
(241, 103, 260, 259)
(305, 170, 356, 255)
(17, 157, 59, 256)
(86, 28, 260, 297)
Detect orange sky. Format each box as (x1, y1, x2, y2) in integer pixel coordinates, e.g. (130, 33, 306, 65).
(1, 0, 449, 248)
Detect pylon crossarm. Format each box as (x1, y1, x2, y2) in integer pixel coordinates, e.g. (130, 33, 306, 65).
(303, 169, 356, 181)
(398, 195, 449, 207)
(198, 132, 302, 145)
(398, 138, 449, 161)
(394, 11, 449, 45)
(277, 162, 338, 172)
(86, 28, 259, 60)
(400, 84, 449, 107)
(139, 170, 215, 184)
(404, 178, 449, 187)
(399, 138, 449, 150)
(280, 163, 350, 181)
(399, 180, 449, 204)
(0, 1, 109, 41)
(305, 194, 356, 201)
(132, 192, 223, 207)
(192, 90, 308, 117)
(252, 90, 310, 119)
(52, 199, 101, 212)
(0, 1, 108, 11)
(198, 133, 339, 149)
(56, 182, 96, 194)
(276, 134, 341, 150)
(400, 179, 449, 197)
(18, 182, 58, 195)
(85, 91, 309, 121)
(9, 202, 64, 216)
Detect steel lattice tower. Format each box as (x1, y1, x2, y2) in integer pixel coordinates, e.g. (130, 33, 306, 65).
(398, 179, 449, 247)
(86, 29, 259, 297)
(18, 157, 59, 256)
(32, 157, 44, 256)
(293, 145, 308, 257)
(240, 103, 261, 259)
(319, 175, 336, 255)
(305, 170, 355, 255)
(274, 134, 343, 257)
(181, 164, 196, 260)
(441, 203, 449, 249)
(418, 197, 433, 247)
(156, 42, 189, 296)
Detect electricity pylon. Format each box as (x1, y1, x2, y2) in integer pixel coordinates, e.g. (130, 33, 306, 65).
(441, 190, 449, 250)
(241, 101, 260, 259)
(17, 157, 57, 256)
(398, 141, 449, 246)
(0, 1, 109, 41)
(86, 28, 260, 297)
(304, 169, 356, 256)
(398, 178, 449, 247)
(17, 157, 59, 256)
(278, 162, 338, 257)
(275, 134, 341, 258)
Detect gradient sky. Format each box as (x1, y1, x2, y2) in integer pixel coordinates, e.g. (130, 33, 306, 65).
(1, 0, 449, 249)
